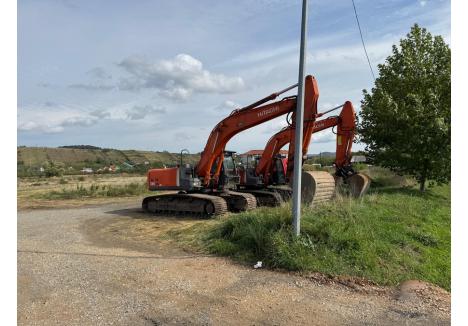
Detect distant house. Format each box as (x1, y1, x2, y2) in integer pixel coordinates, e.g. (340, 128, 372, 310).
(81, 168, 93, 174)
(241, 150, 288, 157)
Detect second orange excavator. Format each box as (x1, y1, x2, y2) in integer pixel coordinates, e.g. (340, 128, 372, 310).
(236, 101, 370, 205)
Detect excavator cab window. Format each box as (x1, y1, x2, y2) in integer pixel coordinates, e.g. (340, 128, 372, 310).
(223, 155, 235, 171)
(218, 151, 240, 189)
(271, 155, 287, 184)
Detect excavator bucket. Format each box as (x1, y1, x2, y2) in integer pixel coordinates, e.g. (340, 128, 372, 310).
(300, 171, 335, 204)
(347, 173, 371, 198)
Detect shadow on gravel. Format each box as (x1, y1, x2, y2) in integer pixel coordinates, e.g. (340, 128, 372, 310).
(104, 208, 207, 222)
(104, 208, 148, 218)
(81, 207, 208, 256)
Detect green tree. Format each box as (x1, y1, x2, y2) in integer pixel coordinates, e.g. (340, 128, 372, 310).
(358, 24, 450, 191)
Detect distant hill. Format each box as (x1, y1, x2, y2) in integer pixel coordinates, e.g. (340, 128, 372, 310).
(306, 152, 336, 158)
(58, 145, 102, 150)
(17, 146, 365, 177)
(17, 146, 201, 176)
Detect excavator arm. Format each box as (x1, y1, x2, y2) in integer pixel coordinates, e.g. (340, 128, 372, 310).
(196, 75, 319, 187)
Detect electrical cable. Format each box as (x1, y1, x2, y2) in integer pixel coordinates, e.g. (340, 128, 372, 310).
(351, 0, 376, 81)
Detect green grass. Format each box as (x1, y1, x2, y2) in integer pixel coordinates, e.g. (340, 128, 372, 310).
(35, 182, 149, 200)
(171, 183, 451, 290)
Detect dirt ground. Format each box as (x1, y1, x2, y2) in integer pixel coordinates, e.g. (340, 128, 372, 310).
(18, 200, 451, 325)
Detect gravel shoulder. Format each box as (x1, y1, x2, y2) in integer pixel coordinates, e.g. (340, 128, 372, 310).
(18, 202, 450, 325)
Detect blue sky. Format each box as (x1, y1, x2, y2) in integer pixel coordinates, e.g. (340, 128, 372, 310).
(18, 0, 450, 154)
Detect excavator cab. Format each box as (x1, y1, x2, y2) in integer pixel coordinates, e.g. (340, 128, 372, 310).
(217, 151, 241, 189)
(211, 151, 240, 190)
(237, 154, 264, 189)
(239, 153, 287, 187)
(271, 155, 287, 185)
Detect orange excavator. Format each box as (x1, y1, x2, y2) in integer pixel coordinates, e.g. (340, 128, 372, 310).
(142, 75, 320, 216)
(236, 101, 370, 205)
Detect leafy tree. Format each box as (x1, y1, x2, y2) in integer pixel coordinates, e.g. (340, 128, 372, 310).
(358, 24, 450, 191)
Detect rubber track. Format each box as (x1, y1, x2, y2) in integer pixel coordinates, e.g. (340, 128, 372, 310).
(224, 190, 257, 211)
(268, 186, 292, 201)
(239, 189, 283, 207)
(142, 193, 228, 218)
(188, 193, 229, 216)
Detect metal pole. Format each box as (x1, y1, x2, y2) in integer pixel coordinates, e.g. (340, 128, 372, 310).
(292, 0, 308, 236)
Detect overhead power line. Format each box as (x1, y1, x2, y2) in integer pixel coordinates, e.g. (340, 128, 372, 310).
(351, 0, 376, 82)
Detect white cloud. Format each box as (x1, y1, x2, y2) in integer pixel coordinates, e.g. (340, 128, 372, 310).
(215, 100, 241, 111)
(158, 87, 193, 101)
(18, 101, 169, 134)
(126, 105, 166, 120)
(68, 83, 114, 91)
(17, 112, 99, 134)
(89, 109, 111, 119)
(312, 129, 336, 144)
(419, 0, 427, 7)
(261, 118, 289, 135)
(87, 67, 112, 79)
(117, 54, 246, 98)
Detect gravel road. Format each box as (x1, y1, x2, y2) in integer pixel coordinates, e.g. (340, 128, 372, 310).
(18, 202, 450, 325)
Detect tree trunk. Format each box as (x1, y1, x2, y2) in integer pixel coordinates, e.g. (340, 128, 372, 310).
(420, 162, 429, 192)
(419, 177, 426, 192)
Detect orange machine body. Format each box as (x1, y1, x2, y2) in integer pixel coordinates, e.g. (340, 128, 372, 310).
(147, 167, 180, 190)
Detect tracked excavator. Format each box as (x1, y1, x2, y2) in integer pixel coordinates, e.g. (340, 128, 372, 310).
(236, 101, 371, 205)
(142, 75, 320, 216)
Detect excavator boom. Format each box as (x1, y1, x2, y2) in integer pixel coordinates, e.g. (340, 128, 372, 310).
(196, 75, 318, 188)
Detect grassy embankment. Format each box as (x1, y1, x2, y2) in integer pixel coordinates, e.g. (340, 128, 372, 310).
(169, 167, 451, 290)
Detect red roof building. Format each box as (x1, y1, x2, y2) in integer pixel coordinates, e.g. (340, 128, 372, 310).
(241, 150, 288, 157)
